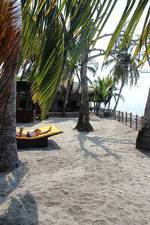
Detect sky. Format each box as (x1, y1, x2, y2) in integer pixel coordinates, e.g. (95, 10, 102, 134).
(91, 0, 150, 116)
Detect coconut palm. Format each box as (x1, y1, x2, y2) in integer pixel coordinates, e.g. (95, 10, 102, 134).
(109, 47, 139, 110)
(0, 0, 21, 171)
(91, 76, 120, 115)
(105, 0, 150, 150)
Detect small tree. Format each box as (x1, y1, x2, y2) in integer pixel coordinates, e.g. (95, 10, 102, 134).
(91, 76, 120, 115)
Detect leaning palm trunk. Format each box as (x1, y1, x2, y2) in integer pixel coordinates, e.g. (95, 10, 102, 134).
(113, 81, 124, 110)
(75, 49, 93, 132)
(136, 89, 150, 150)
(0, 0, 20, 171)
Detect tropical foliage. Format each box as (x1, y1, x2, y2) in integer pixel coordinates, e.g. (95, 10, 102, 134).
(104, 46, 139, 110)
(20, 0, 124, 119)
(19, 0, 150, 119)
(91, 76, 121, 110)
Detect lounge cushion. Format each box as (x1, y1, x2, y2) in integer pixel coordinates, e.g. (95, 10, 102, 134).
(16, 124, 63, 140)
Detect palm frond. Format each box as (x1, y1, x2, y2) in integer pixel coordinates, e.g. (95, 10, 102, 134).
(105, 0, 150, 66)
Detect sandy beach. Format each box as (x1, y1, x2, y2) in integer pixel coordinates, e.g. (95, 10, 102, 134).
(0, 116, 150, 225)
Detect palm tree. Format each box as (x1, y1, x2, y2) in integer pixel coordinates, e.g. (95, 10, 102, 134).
(105, 1, 150, 150)
(110, 47, 139, 110)
(0, 0, 21, 171)
(74, 0, 121, 131)
(62, 59, 98, 115)
(91, 76, 120, 115)
(75, 48, 94, 131)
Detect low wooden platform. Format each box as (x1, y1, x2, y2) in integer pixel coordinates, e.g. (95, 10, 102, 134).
(17, 136, 48, 149)
(16, 125, 63, 149)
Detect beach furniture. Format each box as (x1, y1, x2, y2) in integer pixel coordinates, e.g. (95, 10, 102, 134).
(16, 125, 63, 149)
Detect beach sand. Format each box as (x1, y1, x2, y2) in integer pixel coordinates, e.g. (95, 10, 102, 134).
(0, 116, 150, 225)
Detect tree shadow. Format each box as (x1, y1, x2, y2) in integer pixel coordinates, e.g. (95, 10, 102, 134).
(76, 133, 99, 160)
(0, 162, 27, 205)
(0, 191, 38, 225)
(76, 132, 137, 161)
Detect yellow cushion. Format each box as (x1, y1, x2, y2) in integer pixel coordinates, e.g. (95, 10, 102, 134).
(16, 124, 63, 140)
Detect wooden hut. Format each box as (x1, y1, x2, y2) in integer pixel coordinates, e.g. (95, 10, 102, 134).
(50, 81, 81, 114)
(16, 81, 36, 122)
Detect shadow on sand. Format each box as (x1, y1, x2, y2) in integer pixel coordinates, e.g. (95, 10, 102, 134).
(0, 164, 38, 225)
(75, 131, 137, 161)
(0, 192, 38, 225)
(0, 163, 26, 205)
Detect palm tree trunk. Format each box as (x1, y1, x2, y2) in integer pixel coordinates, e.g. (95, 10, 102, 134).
(96, 102, 100, 116)
(75, 49, 93, 131)
(0, 0, 20, 172)
(113, 81, 124, 110)
(136, 88, 150, 150)
(107, 101, 110, 109)
(0, 78, 19, 172)
(62, 69, 73, 115)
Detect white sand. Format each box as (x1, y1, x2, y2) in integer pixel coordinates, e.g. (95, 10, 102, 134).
(0, 116, 150, 225)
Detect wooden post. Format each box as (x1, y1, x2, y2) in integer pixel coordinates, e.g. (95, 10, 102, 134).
(113, 110, 116, 119)
(122, 112, 124, 123)
(114, 110, 116, 119)
(125, 112, 127, 125)
(118, 111, 120, 121)
(135, 115, 138, 130)
(130, 113, 132, 127)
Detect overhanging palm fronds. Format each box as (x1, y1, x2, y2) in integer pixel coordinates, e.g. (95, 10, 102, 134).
(20, 0, 65, 118)
(105, 0, 150, 66)
(0, 0, 20, 110)
(20, 0, 120, 119)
